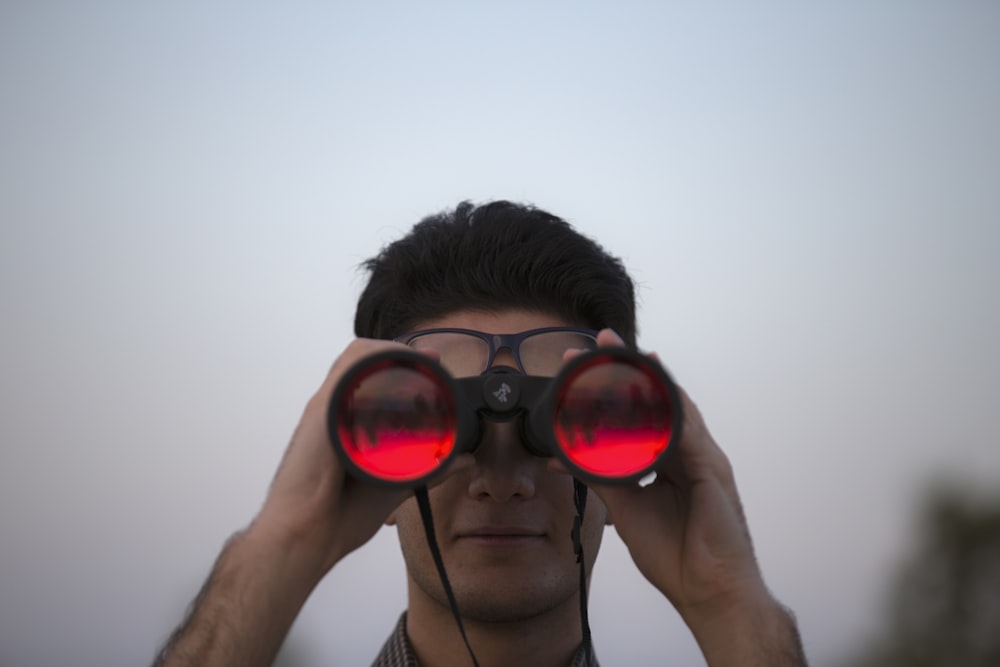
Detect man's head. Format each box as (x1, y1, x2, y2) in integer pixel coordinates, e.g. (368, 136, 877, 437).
(356, 201, 636, 628)
(354, 200, 637, 347)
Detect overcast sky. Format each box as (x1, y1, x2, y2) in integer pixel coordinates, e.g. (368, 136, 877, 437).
(2, 2, 998, 666)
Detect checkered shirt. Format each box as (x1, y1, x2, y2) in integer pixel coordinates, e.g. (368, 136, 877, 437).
(371, 613, 600, 667)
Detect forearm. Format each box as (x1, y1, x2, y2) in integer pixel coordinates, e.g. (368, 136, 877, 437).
(685, 592, 808, 667)
(153, 525, 325, 667)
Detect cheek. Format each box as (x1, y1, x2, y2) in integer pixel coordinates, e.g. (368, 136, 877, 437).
(541, 482, 608, 545)
(392, 503, 436, 570)
(391, 499, 420, 532)
(391, 483, 461, 551)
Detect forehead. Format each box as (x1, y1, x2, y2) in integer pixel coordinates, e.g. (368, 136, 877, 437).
(411, 309, 573, 333)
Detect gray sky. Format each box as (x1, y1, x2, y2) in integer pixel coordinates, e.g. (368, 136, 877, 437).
(2, 2, 998, 666)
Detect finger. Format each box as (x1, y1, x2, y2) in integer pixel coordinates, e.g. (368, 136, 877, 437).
(669, 385, 739, 497)
(595, 328, 627, 347)
(561, 328, 626, 363)
(286, 338, 420, 480)
(561, 347, 591, 363)
(583, 478, 647, 525)
(323, 338, 414, 398)
(343, 474, 413, 512)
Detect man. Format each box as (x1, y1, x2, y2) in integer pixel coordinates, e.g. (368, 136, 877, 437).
(153, 201, 808, 666)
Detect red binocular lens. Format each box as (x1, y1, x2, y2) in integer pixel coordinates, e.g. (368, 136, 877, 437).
(328, 348, 682, 486)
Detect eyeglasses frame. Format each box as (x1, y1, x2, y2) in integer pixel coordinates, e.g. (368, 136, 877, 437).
(393, 326, 601, 376)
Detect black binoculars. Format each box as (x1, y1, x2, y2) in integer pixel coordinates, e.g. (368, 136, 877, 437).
(327, 347, 683, 486)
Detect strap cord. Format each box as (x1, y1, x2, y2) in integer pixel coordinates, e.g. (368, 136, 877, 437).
(572, 478, 594, 658)
(415, 486, 480, 667)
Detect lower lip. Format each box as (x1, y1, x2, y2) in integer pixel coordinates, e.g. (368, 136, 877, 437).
(459, 535, 544, 547)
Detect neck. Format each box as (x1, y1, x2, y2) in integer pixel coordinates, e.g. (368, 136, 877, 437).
(404, 587, 585, 667)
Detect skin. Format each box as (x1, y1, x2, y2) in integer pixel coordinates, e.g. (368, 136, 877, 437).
(385, 310, 611, 667)
(153, 309, 807, 667)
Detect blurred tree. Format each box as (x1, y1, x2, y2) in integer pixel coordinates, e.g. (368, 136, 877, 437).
(842, 484, 1000, 667)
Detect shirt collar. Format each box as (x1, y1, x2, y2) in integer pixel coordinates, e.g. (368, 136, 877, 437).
(370, 613, 600, 667)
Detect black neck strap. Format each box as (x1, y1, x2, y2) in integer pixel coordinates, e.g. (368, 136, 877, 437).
(572, 477, 594, 657)
(415, 486, 480, 667)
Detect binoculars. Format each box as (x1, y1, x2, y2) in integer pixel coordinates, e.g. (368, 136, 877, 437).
(327, 347, 683, 486)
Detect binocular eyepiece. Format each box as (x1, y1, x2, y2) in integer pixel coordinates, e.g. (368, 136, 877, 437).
(327, 347, 683, 486)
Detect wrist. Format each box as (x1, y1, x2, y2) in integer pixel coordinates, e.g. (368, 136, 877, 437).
(154, 527, 324, 667)
(681, 586, 807, 667)
(244, 510, 339, 590)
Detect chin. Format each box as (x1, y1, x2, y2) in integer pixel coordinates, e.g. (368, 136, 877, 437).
(447, 578, 578, 623)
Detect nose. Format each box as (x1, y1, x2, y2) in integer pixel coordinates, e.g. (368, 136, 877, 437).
(490, 345, 519, 372)
(466, 420, 538, 502)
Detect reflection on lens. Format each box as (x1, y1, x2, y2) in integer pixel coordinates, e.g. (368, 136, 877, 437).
(336, 361, 456, 482)
(553, 358, 673, 478)
(407, 332, 490, 377)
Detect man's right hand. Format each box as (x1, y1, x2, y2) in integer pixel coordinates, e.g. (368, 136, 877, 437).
(153, 338, 469, 667)
(250, 338, 418, 580)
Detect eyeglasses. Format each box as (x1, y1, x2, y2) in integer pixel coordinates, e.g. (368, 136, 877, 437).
(393, 327, 600, 377)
